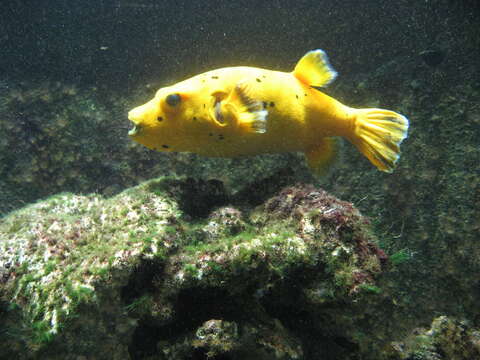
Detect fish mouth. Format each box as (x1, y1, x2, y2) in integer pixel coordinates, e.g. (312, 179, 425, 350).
(128, 123, 141, 137)
(128, 106, 146, 137)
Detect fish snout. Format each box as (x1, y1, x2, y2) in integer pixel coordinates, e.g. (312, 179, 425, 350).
(128, 104, 149, 137)
(128, 105, 146, 124)
(128, 111, 140, 137)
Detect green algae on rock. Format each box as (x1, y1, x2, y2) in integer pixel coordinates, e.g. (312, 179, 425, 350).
(0, 177, 387, 359)
(386, 316, 480, 360)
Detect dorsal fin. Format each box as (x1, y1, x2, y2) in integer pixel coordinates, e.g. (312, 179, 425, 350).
(293, 49, 338, 87)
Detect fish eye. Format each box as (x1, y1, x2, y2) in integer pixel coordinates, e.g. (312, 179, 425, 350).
(166, 93, 181, 107)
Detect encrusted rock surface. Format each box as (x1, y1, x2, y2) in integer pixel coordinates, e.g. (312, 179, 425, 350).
(0, 177, 388, 359)
(385, 316, 480, 360)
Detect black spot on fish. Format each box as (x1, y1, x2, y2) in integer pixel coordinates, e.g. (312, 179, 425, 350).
(263, 101, 268, 109)
(203, 104, 206, 108)
(256, 78, 261, 82)
(162, 144, 169, 149)
(304, 93, 307, 97)
(218, 134, 224, 140)
(296, 95, 299, 99)
(270, 102, 275, 107)
(193, 117, 197, 121)
(157, 116, 163, 122)
(211, 76, 219, 79)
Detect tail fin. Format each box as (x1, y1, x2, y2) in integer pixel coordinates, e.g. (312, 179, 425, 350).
(349, 109, 409, 173)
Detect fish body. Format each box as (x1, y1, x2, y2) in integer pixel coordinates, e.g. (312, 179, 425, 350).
(128, 50, 409, 174)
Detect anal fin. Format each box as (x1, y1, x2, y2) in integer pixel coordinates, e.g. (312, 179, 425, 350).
(305, 137, 342, 176)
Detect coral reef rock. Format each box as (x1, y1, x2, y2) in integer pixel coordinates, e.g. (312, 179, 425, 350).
(386, 316, 480, 360)
(0, 177, 388, 359)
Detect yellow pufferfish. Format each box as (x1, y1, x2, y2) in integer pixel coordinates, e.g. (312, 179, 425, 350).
(128, 49, 409, 175)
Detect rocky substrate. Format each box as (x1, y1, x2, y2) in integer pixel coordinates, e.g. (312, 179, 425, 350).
(1, 177, 390, 359)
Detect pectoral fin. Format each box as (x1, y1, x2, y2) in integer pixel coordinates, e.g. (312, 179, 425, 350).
(221, 81, 268, 133)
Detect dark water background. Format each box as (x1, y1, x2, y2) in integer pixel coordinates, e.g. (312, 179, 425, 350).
(1, 1, 477, 90)
(1, 0, 480, 358)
